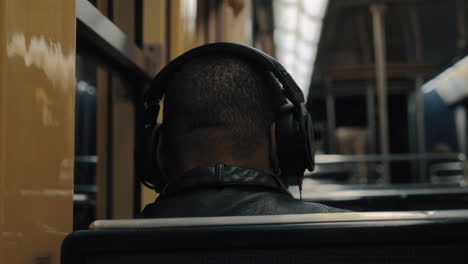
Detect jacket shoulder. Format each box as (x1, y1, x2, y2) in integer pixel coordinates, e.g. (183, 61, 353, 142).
(247, 191, 349, 214)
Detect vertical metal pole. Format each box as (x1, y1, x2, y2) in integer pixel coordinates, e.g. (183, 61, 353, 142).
(370, 5, 390, 183)
(410, 6, 426, 182)
(325, 78, 337, 153)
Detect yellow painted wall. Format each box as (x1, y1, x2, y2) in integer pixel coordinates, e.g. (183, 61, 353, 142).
(0, 0, 75, 263)
(143, 0, 167, 45)
(111, 78, 136, 219)
(220, 0, 252, 45)
(113, 0, 136, 41)
(111, 0, 137, 220)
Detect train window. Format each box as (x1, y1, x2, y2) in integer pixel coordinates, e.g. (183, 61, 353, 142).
(74, 51, 98, 230)
(73, 0, 150, 230)
(268, 0, 468, 213)
(61, 0, 468, 223)
(73, 42, 147, 229)
(72, 0, 468, 218)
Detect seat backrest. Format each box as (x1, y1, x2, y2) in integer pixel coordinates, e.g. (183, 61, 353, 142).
(61, 210, 468, 264)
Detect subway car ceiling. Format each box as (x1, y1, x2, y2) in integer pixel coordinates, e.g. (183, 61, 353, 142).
(308, 0, 466, 97)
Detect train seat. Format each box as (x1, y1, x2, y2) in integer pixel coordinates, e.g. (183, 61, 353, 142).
(61, 210, 468, 264)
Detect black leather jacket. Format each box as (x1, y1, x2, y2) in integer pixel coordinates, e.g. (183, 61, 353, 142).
(141, 164, 346, 218)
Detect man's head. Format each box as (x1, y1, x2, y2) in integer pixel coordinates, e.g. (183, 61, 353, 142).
(161, 54, 282, 177)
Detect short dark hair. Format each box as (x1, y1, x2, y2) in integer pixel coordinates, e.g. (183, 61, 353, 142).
(163, 54, 278, 160)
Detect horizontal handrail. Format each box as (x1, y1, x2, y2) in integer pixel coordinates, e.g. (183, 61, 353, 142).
(90, 209, 468, 229)
(315, 153, 465, 164)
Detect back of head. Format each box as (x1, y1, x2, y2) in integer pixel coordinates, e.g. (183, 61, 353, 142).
(162, 54, 280, 175)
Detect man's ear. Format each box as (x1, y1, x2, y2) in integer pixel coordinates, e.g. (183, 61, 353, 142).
(269, 122, 280, 174)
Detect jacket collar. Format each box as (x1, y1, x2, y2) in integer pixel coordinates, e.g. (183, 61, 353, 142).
(162, 164, 292, 196)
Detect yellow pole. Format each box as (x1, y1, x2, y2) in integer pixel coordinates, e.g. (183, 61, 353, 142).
(0, 0, 75, 263)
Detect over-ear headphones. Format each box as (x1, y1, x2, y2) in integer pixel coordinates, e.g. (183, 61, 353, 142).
(141, 42, 315, 193)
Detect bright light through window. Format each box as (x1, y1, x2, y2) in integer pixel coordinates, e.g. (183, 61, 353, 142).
(423, 55, 468, 104)
(297, 40, 316, 63)
(275, 31, 296, 51)
(302, 0, 328, 18)
(273, 0, 329, 97)
(299, 18, 320, 43)
(277, 7, 299, 31)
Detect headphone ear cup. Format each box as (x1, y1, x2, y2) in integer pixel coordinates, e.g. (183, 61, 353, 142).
(275, 104, 314, 185)
(304, 114, 315, 171)
(142, 124, 166, 192)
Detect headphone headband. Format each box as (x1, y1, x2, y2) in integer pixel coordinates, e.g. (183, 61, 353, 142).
(144, 42, 305, 119)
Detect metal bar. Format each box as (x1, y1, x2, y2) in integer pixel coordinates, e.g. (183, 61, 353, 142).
(75, 185, 98, 193)
(73, 194, 90, 202)
(358, 10, 376, 156)
(315, 153, 465, 164)
(297, 187, 468, 201)
(308, 82, 412, 97)
(90, 209, 468, 229)
(370, 4, 390, 183)
(75, 155, 98, 163)
(409, 6, 426, 182)
(76, 0, 152, 78)
(326, 63, 433, 80)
